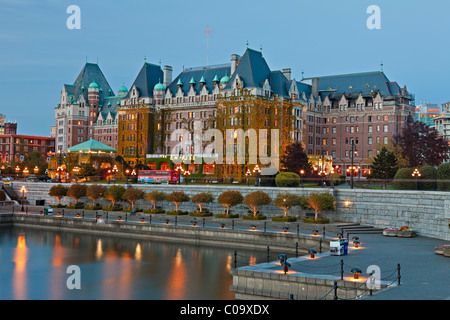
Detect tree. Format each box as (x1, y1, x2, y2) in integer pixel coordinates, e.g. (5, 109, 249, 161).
(217, 190, 243, 215)
(145, 190, 166, 210)
(418, 165, 437, 191)
(48, 184, 68, 205)
(243, 191, 271, 217)
(67, 184, 87, 204)
(395, 117, 450, 167)
(437, 162, 450, 191)
(122, 187, 145, 210)
(191, 192, 215, 213)
(166, 191, 190, 212)
(307, 192, 335, 220)
(280, 142, 311, 174)
(273, 193, 302, 217)
(104, 185, 126, 207)
(393, 168, 415, 190)
(369, 147, 398, 181)
(79, 163, 98, 177)
(86, 184, 107, 206)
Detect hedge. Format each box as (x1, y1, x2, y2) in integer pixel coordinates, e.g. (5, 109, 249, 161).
(275, 172, 300, 187)
(437, 162, 450, 191)
(393, 168, 415, 190)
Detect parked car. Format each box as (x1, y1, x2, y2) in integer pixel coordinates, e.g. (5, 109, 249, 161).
(2, 177, 13, 181)
(26, 177, 39, 182)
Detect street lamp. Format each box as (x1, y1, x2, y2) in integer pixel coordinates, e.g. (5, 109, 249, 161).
(245, 168, 251, 186)
(350, 141, 358, 189)
(20, 185, 27, 211)
(23, 167, 29, 178)
(175, 164, 184, 185)
(184, 170, 191, 185)
(412, 168, 421, 190)
(112, 164, 118, 184)
(253, 164, 261, 186)
(72, 166, 80, 182)
(125, 169, 130, 185)
(34, 166, 39, 175)
(300, 169, 305, 188)
(131, 169, 136, 184)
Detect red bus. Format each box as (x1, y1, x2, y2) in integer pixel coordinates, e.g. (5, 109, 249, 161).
(137, 170, 179, 184)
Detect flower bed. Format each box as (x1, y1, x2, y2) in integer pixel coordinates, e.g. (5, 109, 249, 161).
(397, 226, 416, 238)
(383, 228, 399, 237)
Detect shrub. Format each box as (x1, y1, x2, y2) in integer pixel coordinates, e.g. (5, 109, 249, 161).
(393, 168, 415, 190)
(303, 217, 330, 224)
(84, 205, 102, 210)
(242, 214, 267, 220)
(275, 172, 300, 187)
(217, 190, 243, 215)
(418, 165, 437, 190)
(437, 162, 450, 191)
(272, 215, 297, 222)
(215, 213, 239, 219)
(102, 205, 122, 211)
(190, 211, 213, 217)
(243, 191, 271, 217)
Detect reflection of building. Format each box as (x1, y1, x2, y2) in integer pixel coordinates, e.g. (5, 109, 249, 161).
(0, 123, 55, 163)
(414, 101, 441, 126)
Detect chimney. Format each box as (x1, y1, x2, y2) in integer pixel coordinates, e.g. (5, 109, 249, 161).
(231, 54, 239, 75)
(163, 65, 173, 88)
(312, 77, 319, 98)
(282, 68, 291, 81)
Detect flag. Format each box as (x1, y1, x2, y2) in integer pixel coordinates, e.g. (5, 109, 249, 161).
(206, 25, 210, 36)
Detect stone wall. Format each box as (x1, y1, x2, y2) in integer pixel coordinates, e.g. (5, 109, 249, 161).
(11, 182, 450, 241)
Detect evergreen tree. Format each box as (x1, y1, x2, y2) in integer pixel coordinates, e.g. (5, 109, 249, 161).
(369, 147, 398, 180)
(280, 142, 311, 174)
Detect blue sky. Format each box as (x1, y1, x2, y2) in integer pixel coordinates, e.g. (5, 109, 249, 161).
(1, 0, 449, 136)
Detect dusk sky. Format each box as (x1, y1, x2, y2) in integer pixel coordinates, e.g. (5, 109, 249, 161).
(1, 0, 449, 136)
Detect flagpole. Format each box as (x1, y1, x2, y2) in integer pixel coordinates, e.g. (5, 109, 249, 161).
(206, 25, 210, 66)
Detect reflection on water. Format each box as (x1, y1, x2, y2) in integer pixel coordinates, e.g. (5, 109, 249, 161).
(0, 226, 262, 300)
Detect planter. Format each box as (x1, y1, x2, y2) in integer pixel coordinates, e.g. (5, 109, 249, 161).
(444, 250, 450, 258)
(397, 231, 416, 238)
(383, 229, 399, 237)
(434, 245, 450, 255)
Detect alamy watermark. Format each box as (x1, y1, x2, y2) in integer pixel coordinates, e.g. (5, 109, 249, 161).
(367, 5, 381, 30)
(66, 5, 81, 30)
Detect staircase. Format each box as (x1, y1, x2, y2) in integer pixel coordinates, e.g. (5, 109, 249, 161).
(334, 223, 384, 238)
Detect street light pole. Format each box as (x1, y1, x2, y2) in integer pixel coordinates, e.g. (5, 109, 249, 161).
(350, 141, 357, 189)
(412, 168, 421, 190)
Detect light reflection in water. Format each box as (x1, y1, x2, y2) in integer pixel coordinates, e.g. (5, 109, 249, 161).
(1, 227, 264, 300)
(12, 233, 27, 300)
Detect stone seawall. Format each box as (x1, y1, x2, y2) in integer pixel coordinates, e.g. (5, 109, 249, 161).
(11, 182, 450, 241)
(12, 214, 328, 254)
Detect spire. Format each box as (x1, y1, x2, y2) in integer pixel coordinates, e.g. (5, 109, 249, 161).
(380, 61, 383, 72)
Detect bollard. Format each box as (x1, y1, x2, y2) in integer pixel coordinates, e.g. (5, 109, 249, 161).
(397, 264, 401, 285)
(149, 215, 152, 224)
(333, 281, 338, 300)
(232, 219, 234, 230)
(340, 259, 344, 280)
(175, 216, 177, 226)
(289, 294, 294, 300)
(297, 224, 299, 235)
(234, 251, 237, 269)
(295, 242, 298, 258)
(264, 221, 266, 232)
(202, 218, 205, 227)
(323, 226, 326, 238)
(267, 246, 270, 262)
(319, 238, 323, 253)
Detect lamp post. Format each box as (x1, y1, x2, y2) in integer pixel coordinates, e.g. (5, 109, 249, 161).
(20, 185, 27, 211)
(245, 168, 251, 186)
(350, 141, 357, 189)
(184, 170, 191, 185)
(23, 167, 29, 179)
(412, 168, 421, 190)
(175, 164, 183, 185)
(125, 169, 130, 185)
(112, 164, 118, 184)
(253, 164, 261, 186)
(15, 165, 20, 179)
(72, 166, 80, 183)
(33, 166, 39, 175)
(131, 169, 136, 184)
(300, 169, 305, 188)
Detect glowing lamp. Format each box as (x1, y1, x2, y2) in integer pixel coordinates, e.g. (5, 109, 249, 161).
(96, 215, 101, 220)
(283, 226, 288, 233)
(141, 217, 145, 223)
(309, 249, 317, 258)
(165, 219, 170, 224)
(351, 267, 362, 279)
(278, 254, 291, 274)
(251, 225, 256, 230)
(191, 220, 197, 226)
(353, 240, 360, 248)
(118, 216, 122, 221)
(337, 232, 343, 239)
(57, 212, 61, 217)
(39, 211, 43, 215)
(352, 236, 359, 241)
(76, 213, 80, 218)
(220, 223, 225, 229)
(313, 229, 319, 235)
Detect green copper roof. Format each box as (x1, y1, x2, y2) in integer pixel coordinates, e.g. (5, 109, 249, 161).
(89, 81, 99, 88)
(118, 85, 128, 92)
(213, 75, 220, 82)
(189, 77, 196, 84)
(67, 139, 116, 153)
(154, 82, 166, 91)
(200, 76, 206, 83)
(220, 73, 230, 84)
(177, 78, 183, 86)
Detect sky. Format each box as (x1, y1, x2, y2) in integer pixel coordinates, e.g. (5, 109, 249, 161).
(1, 0, 449, 136)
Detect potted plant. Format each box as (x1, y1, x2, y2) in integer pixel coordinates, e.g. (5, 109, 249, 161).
(435, 245, 450, 256)
(382, 227, 399, 237)
(397, 226, 416, 238)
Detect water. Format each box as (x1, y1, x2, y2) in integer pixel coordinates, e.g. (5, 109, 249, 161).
(0, 226, 263, 300)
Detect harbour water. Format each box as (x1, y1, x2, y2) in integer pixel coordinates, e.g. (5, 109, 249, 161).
(0, 225, 262, 300)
